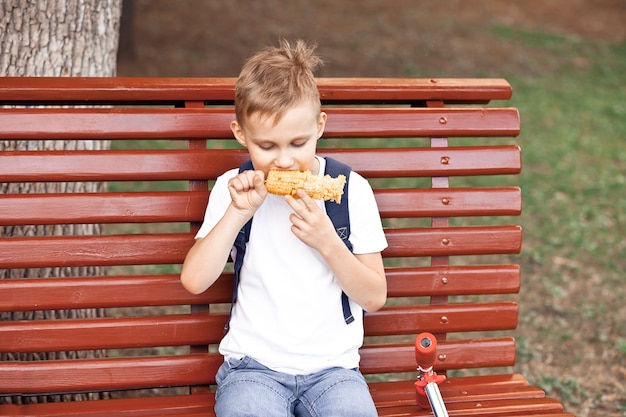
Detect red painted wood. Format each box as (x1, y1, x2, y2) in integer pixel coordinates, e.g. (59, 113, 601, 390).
(369, 374, 539, 407)
(364, 302, 518, 336)
(3, 394, 216, 417)
(371, 384, 549, 412)
(375, 187, 522, 218)
(323, 107, 520, 138)
(376, 398, 568, 416)
(0, 265, 519, 313)
(0, 188, 519, 226)
(0, 234, 193, 269)
(0, 226, 520, 269)
(323, 146, 522, 177)
(0, 77, 512, 103)
(0, 145, 521, 182)
(0, 304, 515, 352)
(0, 107, 520, 140)
(0, 315, 227, 352)
(359, 338, 517, 374)
(0, 274, 234, 312)
(383, 225, 522, 258)
(0, 108, 233, 139)
(0, 192, 208, 226)
(385, 265, 521, 297)
(0, 354, 221, 394)
(0, 149, 241, 182)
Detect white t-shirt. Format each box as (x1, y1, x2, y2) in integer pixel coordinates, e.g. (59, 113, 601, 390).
(195, 156, 387, 375)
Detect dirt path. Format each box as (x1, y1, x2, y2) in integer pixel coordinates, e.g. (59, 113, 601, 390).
(118, 0, 624, 78)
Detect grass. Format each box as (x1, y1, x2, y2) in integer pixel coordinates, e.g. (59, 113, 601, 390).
(486, 29, 626, 416)
(511, 64, 625, 269)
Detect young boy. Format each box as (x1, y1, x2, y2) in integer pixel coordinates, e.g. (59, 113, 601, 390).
(181, 39, 388, 417)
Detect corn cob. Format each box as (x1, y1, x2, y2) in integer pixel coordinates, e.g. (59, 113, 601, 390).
(265, 169, 346, 203)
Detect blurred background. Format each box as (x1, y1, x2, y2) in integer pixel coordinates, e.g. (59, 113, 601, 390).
(117, 1, 625, 416)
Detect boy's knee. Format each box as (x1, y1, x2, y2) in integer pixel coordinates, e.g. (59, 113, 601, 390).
(215, 359, 293, 417)
(301, 369, 377, 417)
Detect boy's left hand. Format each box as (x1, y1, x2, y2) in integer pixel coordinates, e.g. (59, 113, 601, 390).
(285, 189, 337, 250)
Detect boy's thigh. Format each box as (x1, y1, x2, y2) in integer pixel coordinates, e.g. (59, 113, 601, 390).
(215, 358, 376, 417)
(297, 368, 377, 417)
(215, 357, 294, 417)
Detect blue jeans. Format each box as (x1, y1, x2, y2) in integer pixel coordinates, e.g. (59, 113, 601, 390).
(215, 356, 377, 417)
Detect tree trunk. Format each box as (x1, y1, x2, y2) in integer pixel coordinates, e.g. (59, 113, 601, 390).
(0, 0, 123, 404)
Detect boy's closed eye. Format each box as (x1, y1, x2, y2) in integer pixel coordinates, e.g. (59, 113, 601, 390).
(257, 138, 309, 150)
(291, 139, 308, 148)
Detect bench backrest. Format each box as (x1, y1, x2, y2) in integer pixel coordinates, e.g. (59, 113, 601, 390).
(0, 77, 521, 400)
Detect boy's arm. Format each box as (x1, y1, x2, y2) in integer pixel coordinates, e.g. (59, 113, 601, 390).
(285, 191, 387, 312)
(321, 243, 387, 313)
(180, 205, 250, 294)
(180, 170, 267, 294)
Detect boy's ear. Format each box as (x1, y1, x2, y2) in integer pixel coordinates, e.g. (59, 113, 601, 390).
(230, 120, 247, 147)
(317, 112, 328, 139)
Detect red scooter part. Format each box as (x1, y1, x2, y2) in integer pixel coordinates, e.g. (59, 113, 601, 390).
(415, 332, 449, 416)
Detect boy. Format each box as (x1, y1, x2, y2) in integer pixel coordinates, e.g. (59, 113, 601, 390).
(181, 39, 387, 417)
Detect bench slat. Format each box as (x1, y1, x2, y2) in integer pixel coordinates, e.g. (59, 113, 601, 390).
(0, 107, 520, 139)
(0, 145, 521, 182)
(0, 77, 513, 103)
(359, 338, 516, 374)
(0, 188, 520, 225)
(386, 265, 520, 297)
(370, 374, 539, 406)
(0, 315, 226, 353)
(0, 354, 221, 395)
(372, 384, 551, 412)
(0, 192, 208, 225)
(0, 275, 227, 312)
(1, 342, 512, 394)
(0, 234, 192, 269)
(0, 149, 238, 182)
(377, 398, 568, 416)
(384, 225, 522, 258)
(365, 302, 517, 336)
(328, 146, 522, 177)
(376, 187, 521, 218)
(0, 394, 215, 417)
(323, 108, 520, 138)
(0, 226, 521, 269)
(0, 303, 515, 352)
(0, 265, 519, 312)
(1, 395, 573, 417)
(318, 78, 513, 103)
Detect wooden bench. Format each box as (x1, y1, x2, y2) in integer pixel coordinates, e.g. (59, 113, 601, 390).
(0, 77, 574, 416)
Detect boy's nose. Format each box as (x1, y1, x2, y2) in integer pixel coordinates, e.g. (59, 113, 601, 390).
(275, 151, 293, 169)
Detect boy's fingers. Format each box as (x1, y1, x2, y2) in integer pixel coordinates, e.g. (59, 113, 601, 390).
(284, 194, 304, 215)
(296, 189, 315, 211)
(253, 170, 266, 188)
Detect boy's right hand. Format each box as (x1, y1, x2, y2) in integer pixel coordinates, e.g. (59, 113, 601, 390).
(227, 170, 268, 217)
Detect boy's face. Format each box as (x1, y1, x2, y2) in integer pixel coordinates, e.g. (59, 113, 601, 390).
(231, 101, 326, 175)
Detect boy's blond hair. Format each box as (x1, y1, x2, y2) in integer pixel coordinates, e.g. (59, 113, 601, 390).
(234, 39, 323, 127)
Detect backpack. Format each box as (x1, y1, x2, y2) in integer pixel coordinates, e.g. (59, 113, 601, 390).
(224, 157, 354, 333)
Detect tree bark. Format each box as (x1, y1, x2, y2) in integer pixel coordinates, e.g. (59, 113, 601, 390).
(0, 0, 123, 404)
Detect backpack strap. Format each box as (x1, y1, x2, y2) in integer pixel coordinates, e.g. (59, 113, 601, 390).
(323, 157, 355, 324)
(224, 160, 254, 333)
(226, 158, 354, 333)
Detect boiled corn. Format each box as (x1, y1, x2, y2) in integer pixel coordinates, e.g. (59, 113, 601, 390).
(265, 169, 346, 203)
